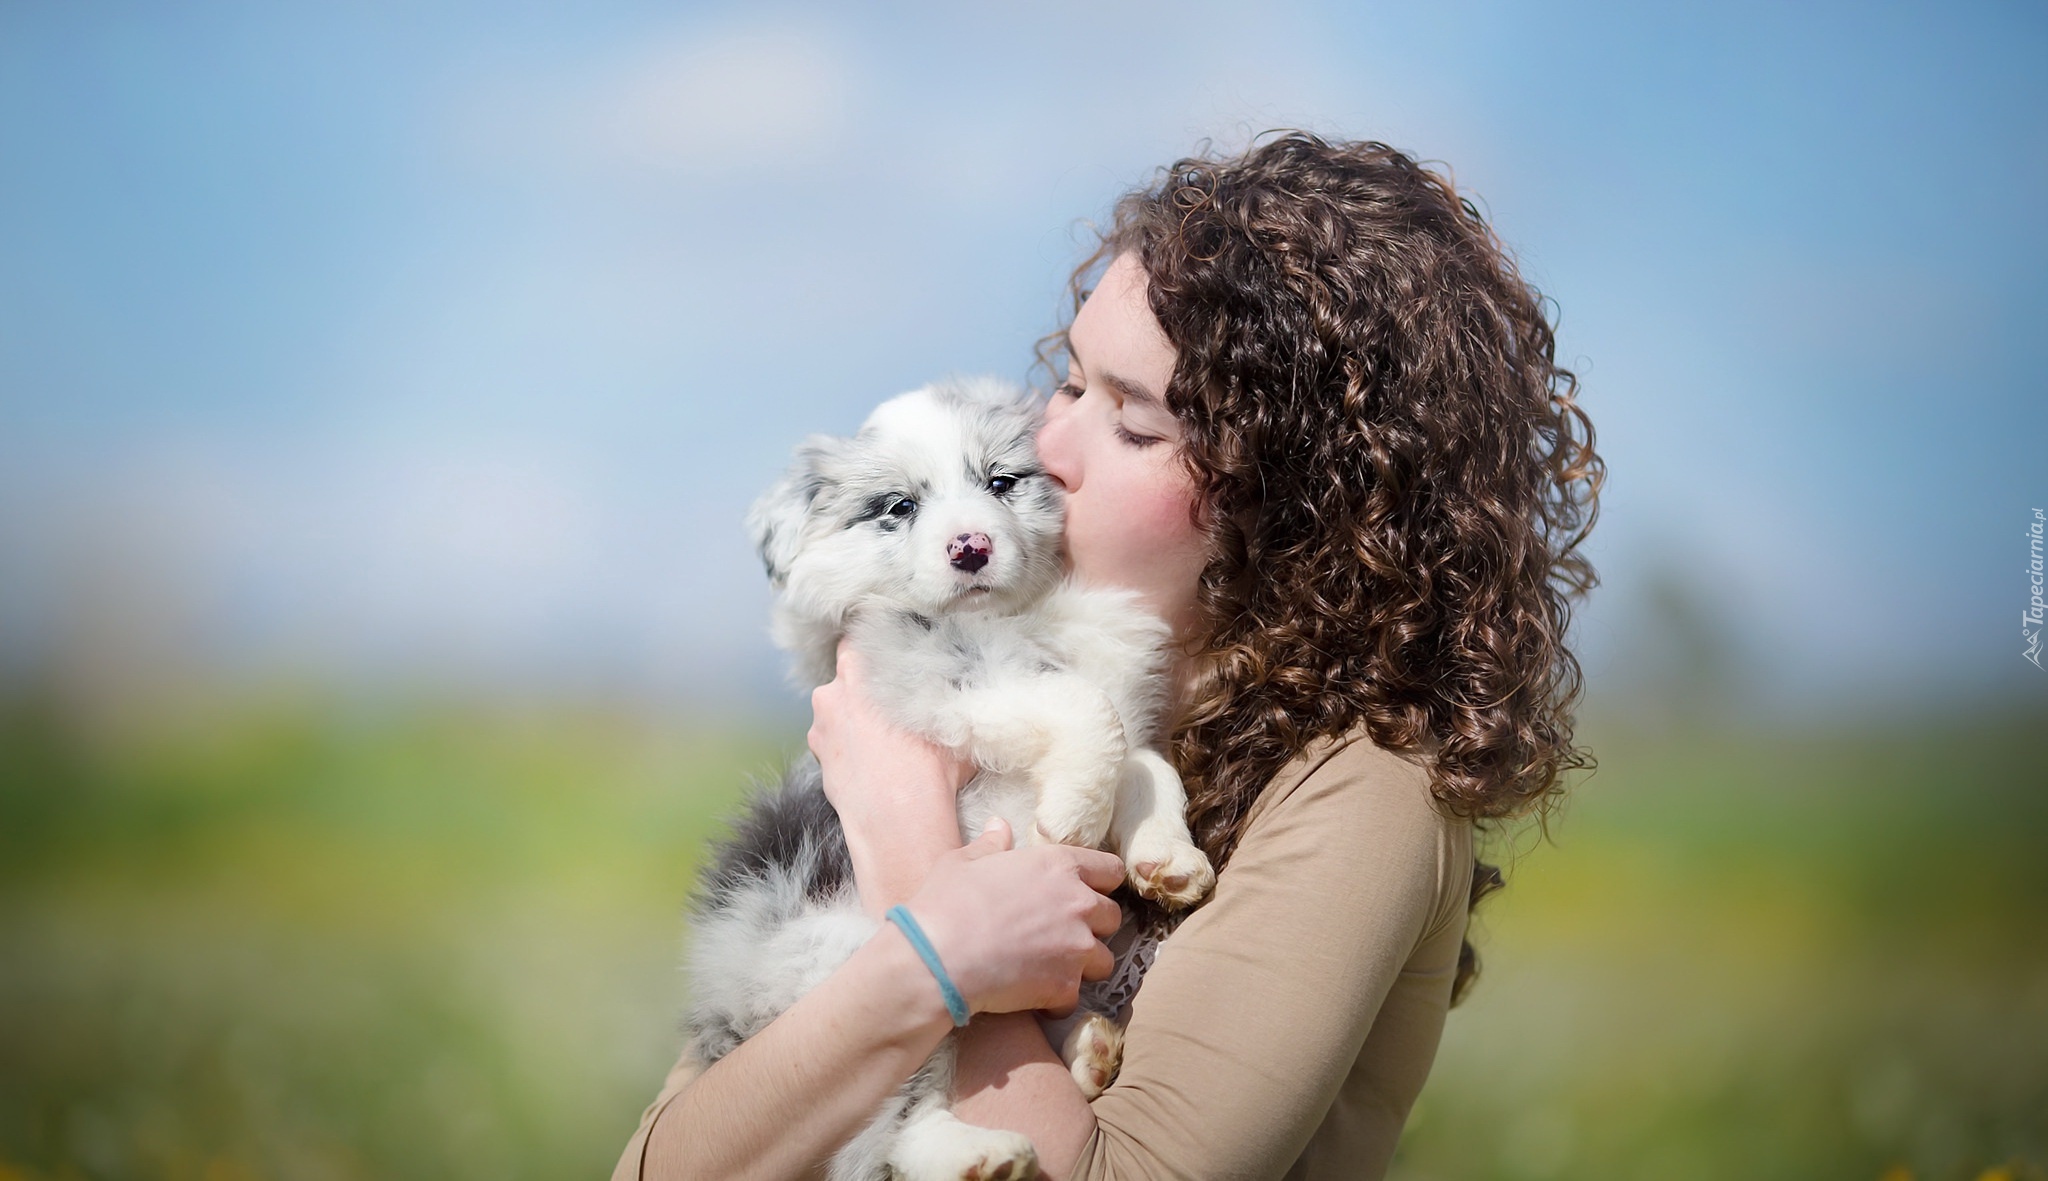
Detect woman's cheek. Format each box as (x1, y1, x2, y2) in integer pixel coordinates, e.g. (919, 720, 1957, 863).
(1130, 459, 1204, 547)
(1085, 464, 1204, 587)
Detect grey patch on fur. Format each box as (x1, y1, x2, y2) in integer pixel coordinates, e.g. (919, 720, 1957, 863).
(692, 756, 851, 911)
(682, 756, 859, 1067)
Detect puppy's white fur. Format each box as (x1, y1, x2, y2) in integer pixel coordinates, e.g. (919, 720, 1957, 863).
(691, 377, 1211, 1181)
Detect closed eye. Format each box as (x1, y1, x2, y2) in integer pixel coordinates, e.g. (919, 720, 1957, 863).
(1059, 376, 1164, 448)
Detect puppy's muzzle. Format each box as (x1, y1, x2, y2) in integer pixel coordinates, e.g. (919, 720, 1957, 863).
(948, 532, 993, 574)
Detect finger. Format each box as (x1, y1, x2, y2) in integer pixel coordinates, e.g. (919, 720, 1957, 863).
(1042, 997, 1077, 1020)
(835, 641, 862, 683)
(1085, 893, 1123, 939)
(1069, 848, 1129, 895)
(1079, 939, 1115, 982)
(961, 817, 1014, 858)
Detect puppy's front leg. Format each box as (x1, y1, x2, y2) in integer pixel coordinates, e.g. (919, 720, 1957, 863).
(937, 680, 1124, 850)
(1024, 679, 1127, 849)
(1111, 748, 1215, 909)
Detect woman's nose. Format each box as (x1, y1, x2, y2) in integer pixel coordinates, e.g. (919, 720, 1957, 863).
(1037, 404, 1076, 491)
(1036, 430, 1074, 492)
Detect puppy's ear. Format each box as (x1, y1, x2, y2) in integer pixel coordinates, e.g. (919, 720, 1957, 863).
(747, 435, 843, 588)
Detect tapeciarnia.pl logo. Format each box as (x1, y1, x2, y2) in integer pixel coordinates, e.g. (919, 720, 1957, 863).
(2027, 508, 2045, 669)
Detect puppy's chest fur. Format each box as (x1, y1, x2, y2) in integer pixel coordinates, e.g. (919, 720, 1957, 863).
(870, 607, 1066, 690)
(845, 583, 1172, 853)
(851, 585, 1168, 743)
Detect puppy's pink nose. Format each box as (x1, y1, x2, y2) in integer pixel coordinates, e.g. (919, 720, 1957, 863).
(949, 532, 992, 574)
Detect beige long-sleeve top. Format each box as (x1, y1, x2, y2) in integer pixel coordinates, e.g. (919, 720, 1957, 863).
(614, 729, 1472, 1181)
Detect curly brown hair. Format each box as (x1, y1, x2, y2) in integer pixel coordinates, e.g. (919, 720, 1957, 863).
(1042, 133, 1603, 1001)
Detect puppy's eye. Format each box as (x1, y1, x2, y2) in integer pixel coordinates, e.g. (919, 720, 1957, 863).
(888, 497, 918, 518)
(987, 475, 1017, 496)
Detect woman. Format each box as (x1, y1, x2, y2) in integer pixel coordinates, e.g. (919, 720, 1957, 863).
(615, 132, 1601, 1180)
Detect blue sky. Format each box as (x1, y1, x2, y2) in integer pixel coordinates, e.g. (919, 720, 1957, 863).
(1, 1, 2042, 716)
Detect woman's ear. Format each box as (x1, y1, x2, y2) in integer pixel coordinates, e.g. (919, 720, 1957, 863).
(746, 435, 844, 587)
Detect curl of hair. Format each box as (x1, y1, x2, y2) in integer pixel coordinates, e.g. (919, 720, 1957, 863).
(1041, 133, 1603, 1002)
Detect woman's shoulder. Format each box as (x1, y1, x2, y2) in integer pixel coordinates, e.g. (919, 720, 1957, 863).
(1230, 726, 1473, 932)
(1243, 726, 1458, 838)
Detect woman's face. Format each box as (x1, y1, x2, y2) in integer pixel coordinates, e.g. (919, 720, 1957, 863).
(1037, 252, 1210, 639)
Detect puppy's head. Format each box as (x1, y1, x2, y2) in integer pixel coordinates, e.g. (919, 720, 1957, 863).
(748, 377, 1063, 633)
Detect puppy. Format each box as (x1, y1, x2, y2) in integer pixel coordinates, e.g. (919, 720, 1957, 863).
(682, 377, 1213, 1181)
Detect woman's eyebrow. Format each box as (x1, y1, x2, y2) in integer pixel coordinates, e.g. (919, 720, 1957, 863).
(1102, 372, 1164, 409)
(1067, 342, 1164, 408)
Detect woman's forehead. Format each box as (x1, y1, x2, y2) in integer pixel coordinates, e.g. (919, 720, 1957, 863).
(1070, 254, 1175, 391)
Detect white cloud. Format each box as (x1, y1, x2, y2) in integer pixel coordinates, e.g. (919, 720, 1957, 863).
(602, 27, 855, 174)
(447, 21, 860, 181)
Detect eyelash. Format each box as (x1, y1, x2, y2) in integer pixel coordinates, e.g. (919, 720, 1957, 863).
(1056, 381, 1163, 448)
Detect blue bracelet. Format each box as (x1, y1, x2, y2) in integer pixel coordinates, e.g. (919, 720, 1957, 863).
(885, 905, 971, 1027)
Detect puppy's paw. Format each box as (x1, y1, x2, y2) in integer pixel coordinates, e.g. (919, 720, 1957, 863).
(1126, 837, 1215, 909)
(1060, 1011, 1124, 1100)
(893, 1118, 1038, 1181)
(959, 1137, 1039, 1181)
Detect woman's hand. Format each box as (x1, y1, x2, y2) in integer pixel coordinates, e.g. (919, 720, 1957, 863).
(809, 643, 976, 913)
(809, 642, 975, 831)
(898, 818, 1125, 1017)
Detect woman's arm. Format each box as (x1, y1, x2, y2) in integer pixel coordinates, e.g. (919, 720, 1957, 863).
(950, 1014, 1098, 1172)
(633, 827, 1123, 1179)
(640, 908, 959, 1180)
(626, 654, 1127, 1181)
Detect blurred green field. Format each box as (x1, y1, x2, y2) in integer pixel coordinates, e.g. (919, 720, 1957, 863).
(1, 689, 2042, 1180)
(1396, 715, 2048, 1181)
